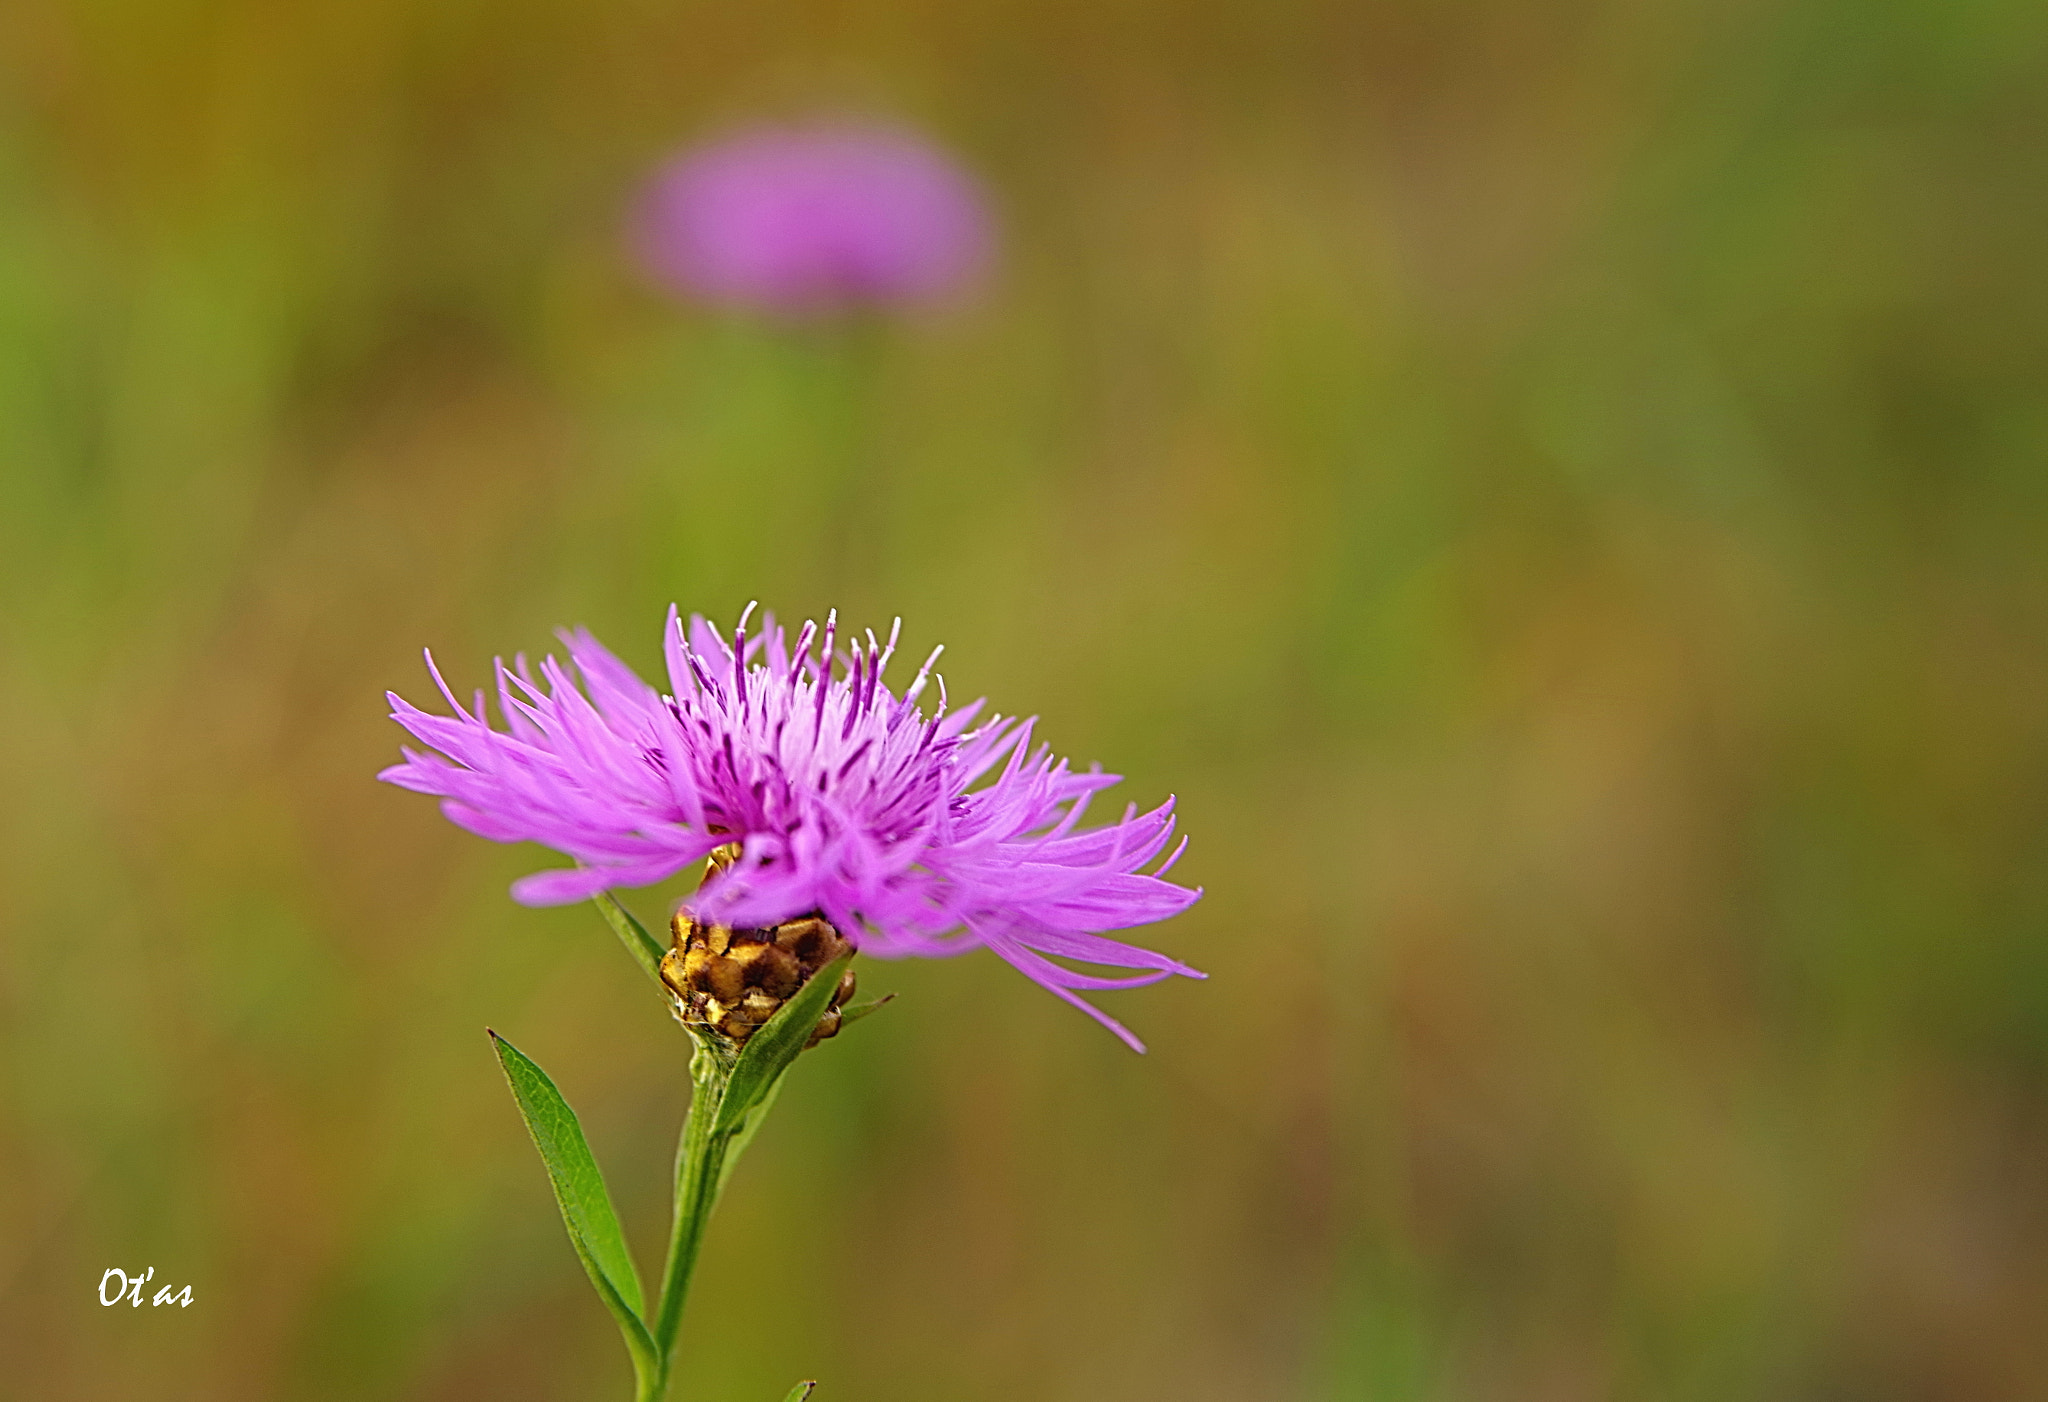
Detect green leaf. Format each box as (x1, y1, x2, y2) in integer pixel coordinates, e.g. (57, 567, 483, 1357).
(594, 892, 668, 988)
(714, 1073, 784, 1198)
(781, 1383, 818, 1401)
(836, 993, 895, 1028)
(489, 1031, 658, 1383)
(713, 953, 852, 1139)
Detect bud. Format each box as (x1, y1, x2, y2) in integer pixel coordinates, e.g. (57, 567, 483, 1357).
(659, 847, 858, 1049)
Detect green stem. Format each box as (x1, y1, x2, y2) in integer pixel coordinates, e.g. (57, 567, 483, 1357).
(644, 1045, 736, 1401)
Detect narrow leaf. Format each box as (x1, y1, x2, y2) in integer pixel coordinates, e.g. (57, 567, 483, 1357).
(713, 953, 852, 1138)
(715, 1074, 785, 1198)
(836, 993, 895, 1029)
(594, 891, 668, 987)
(489, 1032, 658, 1377)
(781, 1383, 819, 1401)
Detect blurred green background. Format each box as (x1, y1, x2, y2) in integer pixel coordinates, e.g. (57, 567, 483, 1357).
(4, 0, 2048, 1397)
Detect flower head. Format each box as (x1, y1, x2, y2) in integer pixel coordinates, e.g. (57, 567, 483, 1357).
(632, 120, 994, 314)
(382, 606, 1202, 1049)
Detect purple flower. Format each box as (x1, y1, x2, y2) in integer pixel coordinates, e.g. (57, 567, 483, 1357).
(382, 607, 1202, 1049)
(633, 120, 993, 314)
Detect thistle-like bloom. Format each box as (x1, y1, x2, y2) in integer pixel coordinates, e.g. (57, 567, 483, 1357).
(382, 607, 1202, 1049)
(633, 120, 993, 313)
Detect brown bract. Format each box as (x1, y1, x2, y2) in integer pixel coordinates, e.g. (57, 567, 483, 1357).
(658, 856, 858, 1049)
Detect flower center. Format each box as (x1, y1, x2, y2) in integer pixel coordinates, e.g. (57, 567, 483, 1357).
(658, 846, 857, 1048)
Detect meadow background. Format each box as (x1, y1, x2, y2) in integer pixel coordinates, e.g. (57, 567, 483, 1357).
(4, 0, 2048, 1398)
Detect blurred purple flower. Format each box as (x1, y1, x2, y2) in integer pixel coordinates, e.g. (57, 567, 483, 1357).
(633, 121, 994, 314)
(382, 607, 1202, 1049)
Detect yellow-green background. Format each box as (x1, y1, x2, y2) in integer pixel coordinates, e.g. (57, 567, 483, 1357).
(5, 0, 2047, 1397)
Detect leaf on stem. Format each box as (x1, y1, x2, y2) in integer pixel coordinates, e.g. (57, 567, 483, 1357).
(836, 993, 895, 1028)
(714, 1074, 784, 1198)
(781, 1383, 819, 1401)
(594, 891, 668, 988)
(713, 953, 852, 1138)
(489, 1031, 658, 1380)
